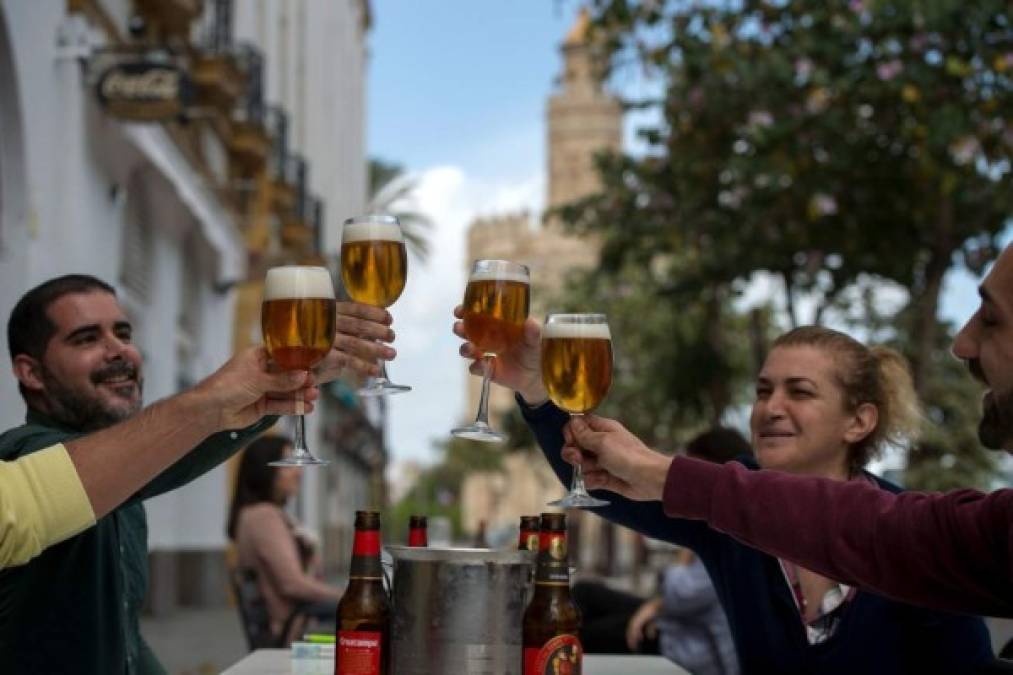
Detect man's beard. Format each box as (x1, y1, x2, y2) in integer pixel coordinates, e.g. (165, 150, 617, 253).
(39, 361, 143, 432)
(979, 388, 1013, 450)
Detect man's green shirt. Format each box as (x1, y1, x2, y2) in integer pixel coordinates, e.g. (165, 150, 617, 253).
(0, 409, 275, 675)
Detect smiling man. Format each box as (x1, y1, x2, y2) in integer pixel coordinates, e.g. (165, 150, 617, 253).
(558, 248, 1013, 619)
(0, 274, 395, 675)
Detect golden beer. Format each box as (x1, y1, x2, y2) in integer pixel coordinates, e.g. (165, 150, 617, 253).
(261, 298, 336, 370)
(541, 321, 612, 414)
(462, 276, 530, 355)
(262, 266, 336, 371)
(341, 220, 407, 308)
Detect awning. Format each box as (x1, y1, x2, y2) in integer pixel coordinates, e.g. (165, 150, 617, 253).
(119, 122, 245, 285)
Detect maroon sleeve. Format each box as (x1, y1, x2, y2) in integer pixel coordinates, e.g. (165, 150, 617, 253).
(662, 456, 1013, 617)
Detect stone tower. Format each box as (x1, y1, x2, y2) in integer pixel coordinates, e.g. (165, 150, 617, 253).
(547, 7, 623, 212)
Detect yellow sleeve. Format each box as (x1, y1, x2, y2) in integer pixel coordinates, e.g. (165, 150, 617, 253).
(0, 444, 97, 568)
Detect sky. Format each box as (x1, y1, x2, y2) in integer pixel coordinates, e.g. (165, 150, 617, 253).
(366, 1, 988, 467)
(367, 1, 584, 466)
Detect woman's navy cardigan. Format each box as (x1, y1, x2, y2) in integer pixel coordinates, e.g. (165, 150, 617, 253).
(521, 400, 993, 674)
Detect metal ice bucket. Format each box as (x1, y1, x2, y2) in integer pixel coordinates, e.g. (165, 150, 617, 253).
(388, 545, 534, 674)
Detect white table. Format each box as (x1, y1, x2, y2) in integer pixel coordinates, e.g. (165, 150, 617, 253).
(222, 648, 687, 674)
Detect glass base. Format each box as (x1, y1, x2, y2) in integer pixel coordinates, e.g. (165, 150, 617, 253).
(268, 455, 330, 467)
(451, 422, 506, 443)
(358, 378, 411, 397)
(548, 491, 609, 508)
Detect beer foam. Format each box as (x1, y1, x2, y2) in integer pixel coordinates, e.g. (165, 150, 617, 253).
(264, 266, 335, 299)
(542, 320, 611, 340)
(343, 222, 403, 243)
(468, 270, 530, 284)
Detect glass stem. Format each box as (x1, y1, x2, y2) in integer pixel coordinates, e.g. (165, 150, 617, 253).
(570, 463, 591, 497)
(375, 339, 390, 384)
(474, 354, 494, 427)
(292, 389, 307, 455)
(569, 413, 590, 496)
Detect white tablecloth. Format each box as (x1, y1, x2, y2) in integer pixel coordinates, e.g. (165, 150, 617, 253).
(221, 648, 687, 674)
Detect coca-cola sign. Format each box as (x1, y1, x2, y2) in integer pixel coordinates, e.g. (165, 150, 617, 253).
(96, 61, 192, 121)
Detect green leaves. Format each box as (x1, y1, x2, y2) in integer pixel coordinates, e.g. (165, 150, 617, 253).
(551, 0, 1010, 482)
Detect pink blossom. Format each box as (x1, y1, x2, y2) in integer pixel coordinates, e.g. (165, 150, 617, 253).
(794, 58, 814, 81)
(876, 59, 903, 81)
(949, 135, 981, 166)
(748, 110, 774, 129)
(810, 193, 838, 216)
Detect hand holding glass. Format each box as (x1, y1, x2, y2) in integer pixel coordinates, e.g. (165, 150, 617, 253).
(261, 266, 337, 466)
(452, 260, 531, 442)
(542, 313, 612, 507)
(340, 214, 410, 396)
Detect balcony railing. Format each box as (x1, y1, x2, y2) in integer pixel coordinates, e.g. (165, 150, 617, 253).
(267, 105, 289, 179)
(226, 44, 268, 173)
(233, 44, 264, 126)
(191, 0, 241, 112)
(206, 0, 233, 55)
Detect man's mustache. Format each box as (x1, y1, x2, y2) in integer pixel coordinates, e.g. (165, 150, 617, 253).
(90, 361, 139, 385)
(967, 358, 987, 386)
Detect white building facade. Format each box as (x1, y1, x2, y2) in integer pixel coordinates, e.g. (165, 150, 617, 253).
(0, 0, 371, 611)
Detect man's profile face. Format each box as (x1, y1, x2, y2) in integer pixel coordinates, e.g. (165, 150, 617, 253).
(34, 291, 144, 431)
(954, 245, 1013, 452)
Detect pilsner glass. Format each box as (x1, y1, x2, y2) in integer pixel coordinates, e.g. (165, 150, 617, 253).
(262, 265, 337, 466)
(340, 214, 410, 396)
(452, 259, 531, 442)
(542, 313, 612, 508)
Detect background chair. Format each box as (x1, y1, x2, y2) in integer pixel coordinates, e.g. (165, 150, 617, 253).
(230, 567, 308, 650)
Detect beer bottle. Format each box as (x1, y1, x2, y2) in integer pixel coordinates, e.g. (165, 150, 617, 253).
(336, 511, 390, 675)
(408, 514, 428, 547)
(518, 515, 540, 552)
(522, 513, 582, 675)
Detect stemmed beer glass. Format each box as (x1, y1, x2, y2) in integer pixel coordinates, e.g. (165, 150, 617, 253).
(452, 260, 531, 442)
(541, 313, 612, 508)
(261, 266, 337, 466)
(340, 214, 410, 396)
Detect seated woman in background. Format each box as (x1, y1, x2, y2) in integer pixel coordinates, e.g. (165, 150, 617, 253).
(227, 436, 341, 645)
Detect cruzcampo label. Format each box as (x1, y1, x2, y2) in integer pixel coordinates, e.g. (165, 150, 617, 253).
(523, 634, 582, 675)
(337, 630, 382, 675)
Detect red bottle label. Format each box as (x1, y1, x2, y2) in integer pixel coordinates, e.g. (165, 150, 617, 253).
(519, 530, 539, 551)
(408, 528, 427, 547)
(352, 530, 381, 556)
(336, 630, 382, 675)
(523, 635, 582, 675)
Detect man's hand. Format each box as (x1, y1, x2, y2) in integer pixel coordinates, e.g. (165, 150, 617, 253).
(192, 347, 319, 431)
(561, 415, 672, 501)
(314, 301, 396, 383)
(452, 305, 548, 405)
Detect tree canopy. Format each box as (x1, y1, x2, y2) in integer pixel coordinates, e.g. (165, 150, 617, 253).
(550, 0, 1011, 487)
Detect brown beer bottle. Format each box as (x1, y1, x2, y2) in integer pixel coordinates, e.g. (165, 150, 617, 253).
(408, 514, 428, 547)
(522, 513, 582, 675)
(518, 515, 540, 551)
(335, 511, 390, 675)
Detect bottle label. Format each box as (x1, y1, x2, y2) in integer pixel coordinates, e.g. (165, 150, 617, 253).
(534, 532, 570, 584)
(523, 635, 582, 675)
(337, 630, 382, 675)
(519, 531, 539, 551)
(408, 528, 427, 547)
(353, 530, 381, 556)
